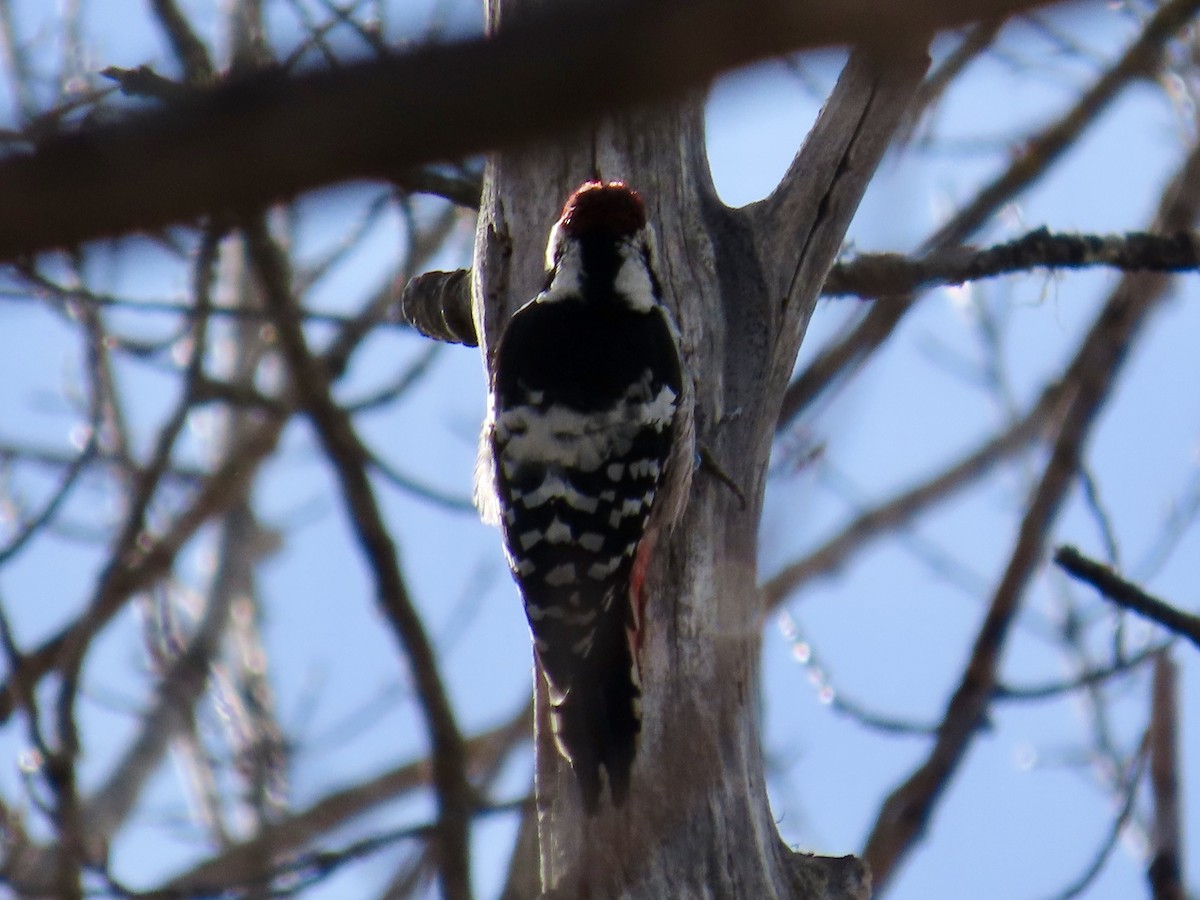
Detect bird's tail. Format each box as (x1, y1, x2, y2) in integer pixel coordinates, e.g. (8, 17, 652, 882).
(544, 615, 641, 813)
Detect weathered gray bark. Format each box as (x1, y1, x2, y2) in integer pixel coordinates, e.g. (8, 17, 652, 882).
(473, 3, 930, 890)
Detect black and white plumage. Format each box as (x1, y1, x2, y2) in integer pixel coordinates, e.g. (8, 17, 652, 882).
(477, 181, 692, 812)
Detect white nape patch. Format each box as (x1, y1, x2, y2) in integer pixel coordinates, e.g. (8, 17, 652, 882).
(544, 563, 577, 587)
(613, 236, 658, 311)
(539, 237, 583, 303)
(545, 221, 566, 272)
(541, 227, 658, 313)
(544, 517, 573, 544)
(520, 472, 600, 513)
(579, 532, 605, 552)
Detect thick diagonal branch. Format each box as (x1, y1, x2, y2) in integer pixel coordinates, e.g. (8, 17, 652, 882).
(0, 0, 1061, 260)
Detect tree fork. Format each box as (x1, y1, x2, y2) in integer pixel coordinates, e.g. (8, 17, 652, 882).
(471, 11, 930, 893)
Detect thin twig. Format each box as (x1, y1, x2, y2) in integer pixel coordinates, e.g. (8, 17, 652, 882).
(243, 217, 473, 900)
(1054, 546, 1200, 651)
(1040, 735, 1148, 900)
(861, 135, 1200, 893)
(993, 642, 1166, 700)
(762, 380, 1065, 607)
(780, 0, 1200, 427)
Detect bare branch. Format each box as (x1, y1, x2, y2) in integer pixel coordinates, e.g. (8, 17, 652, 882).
(780, 0, 1200, 426)
(993, 642, 1166, 700)
(0, 407, 287, 726)
(164, 704, 529, 896)
(897, 19, 1004, 147)
(0, 433, 97, 566)
(149, 0, 215, 82)
(0, 0, 1065, 260)
(823, 228, 1200, 299)
(243, 217, 472, 900)
(1053, 546, 1200, 652)
(1042, 737, 1148, 900)
(1148, 653, 1185, 900)
(861, 133, 1200, 893)
(763, 380, 1065, 604)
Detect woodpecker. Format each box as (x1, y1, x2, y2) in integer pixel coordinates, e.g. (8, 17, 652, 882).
(476, 181, 693, 812)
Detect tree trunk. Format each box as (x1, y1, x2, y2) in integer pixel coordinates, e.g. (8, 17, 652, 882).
(473, 4, 930, 892)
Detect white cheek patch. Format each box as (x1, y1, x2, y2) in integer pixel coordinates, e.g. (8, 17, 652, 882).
(613, 239, 658, 311)
(539, 239, 584, 303)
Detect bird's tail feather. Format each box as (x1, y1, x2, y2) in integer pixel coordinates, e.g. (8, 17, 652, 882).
(545, 617, 641, 813)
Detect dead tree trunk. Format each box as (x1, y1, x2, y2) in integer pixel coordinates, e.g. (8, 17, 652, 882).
(473, 4, 930, 891)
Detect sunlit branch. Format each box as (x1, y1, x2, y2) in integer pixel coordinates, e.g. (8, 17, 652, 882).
(778, 0, 1200, 428)
(824, 229, 1200, 299)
